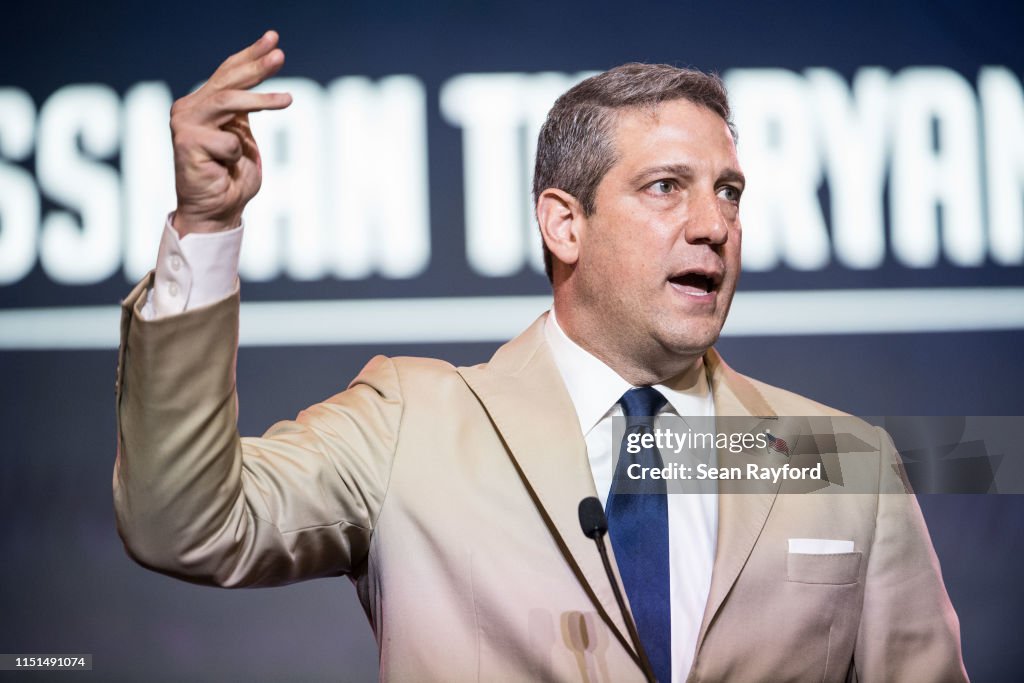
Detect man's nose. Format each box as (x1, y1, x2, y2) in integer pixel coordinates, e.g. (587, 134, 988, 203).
(684, 192, 729, 246)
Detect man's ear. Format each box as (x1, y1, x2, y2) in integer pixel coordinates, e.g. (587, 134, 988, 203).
(536, 188, 583, 270)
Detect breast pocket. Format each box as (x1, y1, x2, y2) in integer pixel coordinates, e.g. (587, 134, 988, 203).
(786, 551, 862, 585)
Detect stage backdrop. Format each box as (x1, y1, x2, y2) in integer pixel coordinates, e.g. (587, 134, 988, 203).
(2, 1, 1022, 680)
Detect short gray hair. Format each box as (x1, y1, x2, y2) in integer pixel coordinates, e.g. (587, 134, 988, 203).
(533, 63, 735, 281)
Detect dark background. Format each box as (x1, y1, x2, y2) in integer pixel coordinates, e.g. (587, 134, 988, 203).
(2, 1, 1023, 680)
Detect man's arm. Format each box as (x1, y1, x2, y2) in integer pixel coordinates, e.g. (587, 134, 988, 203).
(114, 277, 401, 586)
(113, 32, 400, 586)
(852, 427, 969, 681)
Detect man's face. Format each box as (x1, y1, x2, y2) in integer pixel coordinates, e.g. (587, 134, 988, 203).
(569, 98, 744, 376)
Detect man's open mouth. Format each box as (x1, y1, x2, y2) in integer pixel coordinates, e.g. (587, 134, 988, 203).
(668, 270, 722, 295)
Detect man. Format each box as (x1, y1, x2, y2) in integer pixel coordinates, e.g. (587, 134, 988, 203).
(114, 31, 968, 682)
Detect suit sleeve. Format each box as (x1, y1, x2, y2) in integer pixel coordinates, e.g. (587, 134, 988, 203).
(112, 273, 402, 588)
(852, 427, 969, 681)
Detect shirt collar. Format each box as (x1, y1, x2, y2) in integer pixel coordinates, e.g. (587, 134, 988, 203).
(544, 308, 713, 437)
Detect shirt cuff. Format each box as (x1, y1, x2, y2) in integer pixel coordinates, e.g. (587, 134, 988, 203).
(142, 213, 243, 320)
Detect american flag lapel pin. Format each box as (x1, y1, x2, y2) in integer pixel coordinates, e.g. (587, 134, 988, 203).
(766, 430, 790, 457)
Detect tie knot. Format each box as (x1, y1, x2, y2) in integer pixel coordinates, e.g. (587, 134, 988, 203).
(619, 386, 667, 421)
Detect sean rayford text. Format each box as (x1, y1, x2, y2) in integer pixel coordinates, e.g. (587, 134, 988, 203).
(626, 462, 824, 483)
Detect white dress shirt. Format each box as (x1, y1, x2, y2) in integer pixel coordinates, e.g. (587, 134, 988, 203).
(145, 219, 719, 680)
(543, 311, 717, 681)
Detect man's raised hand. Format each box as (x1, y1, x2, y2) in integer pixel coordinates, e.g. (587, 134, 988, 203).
(170, 30, 292, 236)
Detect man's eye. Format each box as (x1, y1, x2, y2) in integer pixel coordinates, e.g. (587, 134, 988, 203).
(651, 180, 675, 194)
(718, 185, 741, 202)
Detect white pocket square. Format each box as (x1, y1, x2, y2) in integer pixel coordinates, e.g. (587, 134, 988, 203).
(788, 538, 855, 554)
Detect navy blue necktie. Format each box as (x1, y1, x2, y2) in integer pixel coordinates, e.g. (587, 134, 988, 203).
(606, 387, 671, 683)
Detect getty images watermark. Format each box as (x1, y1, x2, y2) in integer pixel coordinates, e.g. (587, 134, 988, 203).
(610, 416, 1024, 495)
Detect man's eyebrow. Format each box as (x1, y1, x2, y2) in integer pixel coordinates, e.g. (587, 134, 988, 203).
(629, 163, 695, 186)
(719, 168, 746, 188)
(628, 163, 746, 189)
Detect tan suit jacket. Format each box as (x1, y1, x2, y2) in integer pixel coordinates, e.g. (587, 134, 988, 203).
(114, 275, 968, 682)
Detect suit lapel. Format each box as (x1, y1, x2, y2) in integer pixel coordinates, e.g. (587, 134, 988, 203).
(694, 349, 784, 655)
(458, 314, 640, 663)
